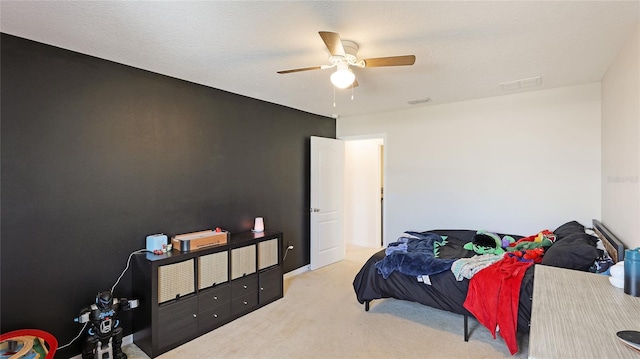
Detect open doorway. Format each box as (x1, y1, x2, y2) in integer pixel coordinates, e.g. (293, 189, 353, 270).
(343, 136, 385, 248)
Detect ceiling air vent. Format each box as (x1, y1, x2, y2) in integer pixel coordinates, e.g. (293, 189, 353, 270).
(499, 76, 542, 91)
(407, 98, 432, 105)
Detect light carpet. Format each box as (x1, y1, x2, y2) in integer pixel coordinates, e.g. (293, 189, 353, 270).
(123, 245, 528, 359)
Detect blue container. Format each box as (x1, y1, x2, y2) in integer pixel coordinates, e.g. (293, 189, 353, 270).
(624, 247, 640, 297)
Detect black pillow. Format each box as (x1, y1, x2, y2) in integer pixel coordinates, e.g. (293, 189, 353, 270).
(541, 233, 601, 271)
(553, 221, 585, 240)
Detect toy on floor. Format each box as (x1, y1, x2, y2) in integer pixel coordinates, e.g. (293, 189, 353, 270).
(0, 329, 58, 359)
(75, 291, 138, 359)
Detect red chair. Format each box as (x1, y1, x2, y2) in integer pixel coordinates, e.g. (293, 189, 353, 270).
(0, 329, 58, 359)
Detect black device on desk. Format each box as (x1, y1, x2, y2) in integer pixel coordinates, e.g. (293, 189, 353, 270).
(617, 331, 640, 353)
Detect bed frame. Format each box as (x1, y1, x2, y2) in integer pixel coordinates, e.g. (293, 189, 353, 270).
(362, 219, 626, 343)
(593, 219, 625, 263)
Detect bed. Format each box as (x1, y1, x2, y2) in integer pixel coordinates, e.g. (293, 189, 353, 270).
(352, 219, 625, 354)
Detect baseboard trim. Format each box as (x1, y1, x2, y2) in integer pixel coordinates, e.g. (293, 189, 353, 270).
(69, 334, 133, 359)
(284, 265, 309, 279)
(123, 334, 133, 346)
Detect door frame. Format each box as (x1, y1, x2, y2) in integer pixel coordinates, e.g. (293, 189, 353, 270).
(340, 133, 387, 247)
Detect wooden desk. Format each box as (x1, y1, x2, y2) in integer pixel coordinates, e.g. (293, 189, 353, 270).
(529, 265, 640, 358)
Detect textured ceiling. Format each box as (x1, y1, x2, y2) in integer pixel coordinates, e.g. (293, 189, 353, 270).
(1, 1, 638, 119)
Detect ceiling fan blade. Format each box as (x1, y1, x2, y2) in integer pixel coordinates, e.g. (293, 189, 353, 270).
(277, 66, 323, 74)
(363, 55, 416, 67)
(319, 31, 345, 57)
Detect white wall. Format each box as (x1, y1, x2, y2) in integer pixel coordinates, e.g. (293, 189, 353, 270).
(338, 83, 601, 242)
(601, 22, 640, 249)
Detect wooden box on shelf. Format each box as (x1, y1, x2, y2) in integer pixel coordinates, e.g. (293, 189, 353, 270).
(171, 230, 229, 252)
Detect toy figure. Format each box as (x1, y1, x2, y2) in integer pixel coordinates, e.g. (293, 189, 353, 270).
(76, 290, 138, 359)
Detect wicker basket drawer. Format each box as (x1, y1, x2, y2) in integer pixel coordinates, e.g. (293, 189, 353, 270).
(198, 251, 228, 289)
(231, 244, 256, 280)
(157, 259, 195, 304)
(258, 238, 278, 270)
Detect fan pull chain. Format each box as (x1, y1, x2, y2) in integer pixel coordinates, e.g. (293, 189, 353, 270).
(332, 84, 354, 107)
(333, 86, 336, 107)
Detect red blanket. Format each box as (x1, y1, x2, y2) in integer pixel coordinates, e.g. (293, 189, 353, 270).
(463, 255, 533, 355)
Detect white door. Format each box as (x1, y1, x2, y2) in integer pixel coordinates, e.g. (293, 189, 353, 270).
(310, 136, 345, 270)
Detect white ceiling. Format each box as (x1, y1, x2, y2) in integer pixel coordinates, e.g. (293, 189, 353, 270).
(1, 1, 638, 119)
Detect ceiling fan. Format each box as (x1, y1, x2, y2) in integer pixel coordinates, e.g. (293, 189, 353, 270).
(277, 31, 416, 89)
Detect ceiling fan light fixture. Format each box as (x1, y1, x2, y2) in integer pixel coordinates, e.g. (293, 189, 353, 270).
(277, 31, 416, 91)
(330, 63, 355, 89)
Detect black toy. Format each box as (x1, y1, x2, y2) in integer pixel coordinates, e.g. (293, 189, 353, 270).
(76, 290, 138, 359)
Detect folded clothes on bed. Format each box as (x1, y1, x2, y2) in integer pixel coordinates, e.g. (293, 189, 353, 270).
(450, 254, 503, 281)
(375, 232, 456, 279)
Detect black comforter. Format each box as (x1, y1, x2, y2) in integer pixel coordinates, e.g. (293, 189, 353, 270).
(352, 229, 535, 333)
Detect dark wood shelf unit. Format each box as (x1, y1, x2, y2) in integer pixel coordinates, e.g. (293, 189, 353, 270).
(132, 230, 283, 358)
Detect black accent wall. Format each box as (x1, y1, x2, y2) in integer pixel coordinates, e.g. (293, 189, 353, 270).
(0, 33, 335, 357)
